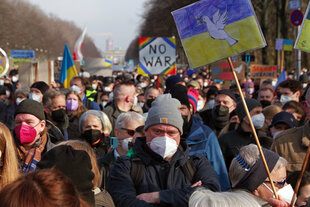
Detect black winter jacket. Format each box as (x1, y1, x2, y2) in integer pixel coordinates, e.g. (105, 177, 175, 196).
(107, 137, 220, 207)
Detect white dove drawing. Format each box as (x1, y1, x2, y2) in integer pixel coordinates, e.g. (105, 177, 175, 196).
(203, 9, 238, 46)
(234, 64, 243, 73)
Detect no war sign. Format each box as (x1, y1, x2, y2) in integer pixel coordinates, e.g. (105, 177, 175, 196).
(138, 37, 176, 75)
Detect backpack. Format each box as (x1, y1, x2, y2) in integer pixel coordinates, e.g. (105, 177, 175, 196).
(130, 156, 197, 189)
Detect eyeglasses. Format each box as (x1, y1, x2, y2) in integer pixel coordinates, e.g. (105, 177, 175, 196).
(121, 128, 135, 136)
(264, 178, 286, 188)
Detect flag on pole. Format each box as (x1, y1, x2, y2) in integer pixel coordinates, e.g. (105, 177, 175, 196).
(73, 28, 87, 62)
(295, 2, 310, 52)
(172, 0, 266, 68)
(103, 59, 112, 67)
(59, 43, 78, 88)
(275, 69, 287, 88)
(283, 39, 293, 51)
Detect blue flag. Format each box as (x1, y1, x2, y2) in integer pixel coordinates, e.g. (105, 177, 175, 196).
(275, 69, 286, 88)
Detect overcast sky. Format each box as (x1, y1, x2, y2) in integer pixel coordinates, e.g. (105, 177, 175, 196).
(25, 0, 148, 52)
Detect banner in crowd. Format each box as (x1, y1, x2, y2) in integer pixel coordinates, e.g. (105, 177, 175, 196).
(211, 61, 246, 80)
(295, 2, 310, 52)
(59, 43, 78, 88)
(138, 37, 176, 75)
(276, 38, 293, 51)
(250, 64, 277, 78)
(0, 48, 9, 77)
(172, 0, 266, 68)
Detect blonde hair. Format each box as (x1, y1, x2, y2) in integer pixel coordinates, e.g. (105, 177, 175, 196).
(57, 140, 101, 188)
(0, 122, 20, 190)
(101, 112, 112, 135)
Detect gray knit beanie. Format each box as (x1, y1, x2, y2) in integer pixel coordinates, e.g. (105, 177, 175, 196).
(145, 94, 183, 134)
(236, 98, 262, 121)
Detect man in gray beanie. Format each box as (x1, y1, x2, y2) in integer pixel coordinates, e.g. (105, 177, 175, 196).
(219, 98, 272, 169)
(107, 94, 220, 207)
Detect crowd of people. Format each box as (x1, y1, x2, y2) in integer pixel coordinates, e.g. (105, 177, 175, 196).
(0, 67, 310, 207)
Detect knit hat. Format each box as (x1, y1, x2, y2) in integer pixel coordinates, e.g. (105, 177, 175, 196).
(165, 75, 184, 93)
(188, 80, 200, 90)
(169, 84, 190, 109)
(270, 111, 298, 128)
(30, 81, 49, 95)
(15, 99, 45, 120)
(236, 98, 261, 121)
(145, 94, 183, 134)
(37, 145, 95, 206)
(187, 87, 199, 113)
(79, 110, 105, 133)
(218, 89, 237, 103)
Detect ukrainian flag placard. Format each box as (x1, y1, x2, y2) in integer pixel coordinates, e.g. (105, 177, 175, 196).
(295, 3, 310, 52)
(59, 43, 78, 88)
(172, 0, 266, 69)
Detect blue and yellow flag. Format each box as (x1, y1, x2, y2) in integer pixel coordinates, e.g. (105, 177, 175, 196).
(295, 3, 310, 52)
(172, 0, 266, 68)
(103, 59, 112, 67)
(283, 39, 293, 51)
(59, 43, 78, 88)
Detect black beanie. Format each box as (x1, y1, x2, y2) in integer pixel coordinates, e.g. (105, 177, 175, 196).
(31, 81, 49, 95)
(169, 84, 190, 109)
(236, 98, 261, 121)
(37, 145, 95, 206)
(15, 99, 45, 120)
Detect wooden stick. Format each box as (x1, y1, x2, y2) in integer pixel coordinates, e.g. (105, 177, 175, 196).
(227, 57, 278, 199)
(280, 50, 284, 72)
(290, 143, 310, 206)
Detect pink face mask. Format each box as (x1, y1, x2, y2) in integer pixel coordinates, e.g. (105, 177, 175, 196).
(14, 124, 37, 144)
(66, 100, 79, 111)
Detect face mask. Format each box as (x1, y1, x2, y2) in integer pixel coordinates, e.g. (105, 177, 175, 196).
(91, 84, 97, 90)
(272, 130, 283, 139)
(101, 101, 108, 108)
(140, 82, 147, 88)
(0, 79, 3, 85)
(110, 137, 119, 149)
(121, 137, 133, 152)
(16, 98, 25, 105)
(208, 100, 215, 109)
(12, 76, 18, 82)
(192, 75, 197, 79)
(66, 100, 79, 111)
(303, 83, 308, 88)
(138, 102, 144, 108)
(280, 95, 291, 105)
(133, 96, 138, 105)
(203, 82, 208, 87)
(149, 136, 178, 159)
(146, 99, 154, 108)
(260, 100, 271, 108)
(276, 184, 295, 204)
(247, 88, 254, 95)
(251, 113, 265, 129)
(29, 93, 41, 102)
(197, 100, 204, 111)
(52, 109, 67, 122)
(214, 104, 229, 116)
(81, 129, 102, 146)
(70, 85, 81, 94)
(5, 90, 10, 98)
(104, 87, 112, 92)
(14, 123, 38, 144)
(184, 78, 189, 82)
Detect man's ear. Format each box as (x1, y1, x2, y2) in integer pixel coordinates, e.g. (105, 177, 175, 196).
(252, 189, 259, 197)
(43, 106, 49, 114)
(295, 91, 301, 99)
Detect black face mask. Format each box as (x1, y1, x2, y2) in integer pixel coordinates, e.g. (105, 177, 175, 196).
(212, 105, 230, 129)
(52, 109, 67, 122)
(214, 105, 229, 117)
(81, 129, 103, 146)
(260, 100, 271, 108)
(146, 99, 155, 108)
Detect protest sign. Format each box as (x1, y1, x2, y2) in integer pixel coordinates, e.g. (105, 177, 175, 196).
(250, 64, 277, 79)
(295, 2, 310, 52)
(172, 0, 266, 68)
(138, 37, 176, 75)
(211, 61, 245, 80)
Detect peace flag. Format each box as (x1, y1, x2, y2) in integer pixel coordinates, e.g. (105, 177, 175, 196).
(59, 43, 78, 88)
(295, 2, 310, 52)
(172, 0, 266, 68)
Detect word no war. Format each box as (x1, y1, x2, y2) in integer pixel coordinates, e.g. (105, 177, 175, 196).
(143, 44, 173, 67)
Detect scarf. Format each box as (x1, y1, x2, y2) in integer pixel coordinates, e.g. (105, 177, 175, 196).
(17, 133, 47, 173)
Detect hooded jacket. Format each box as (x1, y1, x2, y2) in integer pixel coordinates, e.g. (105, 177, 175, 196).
(107, 137, 220, 207)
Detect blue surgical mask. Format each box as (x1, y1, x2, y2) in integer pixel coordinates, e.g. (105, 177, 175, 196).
(29, 93, 41, 102)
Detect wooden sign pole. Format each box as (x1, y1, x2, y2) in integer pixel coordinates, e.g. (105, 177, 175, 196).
(227, 57, 278, 199)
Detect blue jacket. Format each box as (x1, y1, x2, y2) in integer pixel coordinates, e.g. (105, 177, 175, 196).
(82, 94, 100, 110)
(107, 137, 220, 207)
(186, 116, 231, 191)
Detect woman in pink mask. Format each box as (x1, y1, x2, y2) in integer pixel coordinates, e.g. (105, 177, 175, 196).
(66, 90, 87, 140)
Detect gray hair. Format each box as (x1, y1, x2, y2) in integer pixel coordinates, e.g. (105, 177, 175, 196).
(189, 188, 261, 207)
(15, 86, 30, 97)
(229, 144, 287, 187)
(42, 89, 65, 108)
(115, 111, 145, 130)
(79, 110, 112, 135)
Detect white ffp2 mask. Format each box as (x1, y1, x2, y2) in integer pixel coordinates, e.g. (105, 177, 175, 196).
(150, 136, 178, 159)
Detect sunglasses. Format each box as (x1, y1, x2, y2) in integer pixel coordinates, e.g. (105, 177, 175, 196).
(121, 128, 135, 136)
